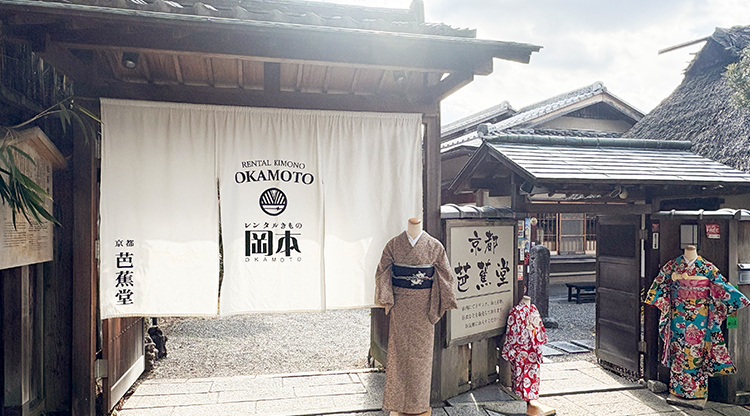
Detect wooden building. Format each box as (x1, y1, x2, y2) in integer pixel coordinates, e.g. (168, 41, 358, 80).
(441, 82, 645, 283)
(445, 131, 750, 397)
(0, 0, 541, 414)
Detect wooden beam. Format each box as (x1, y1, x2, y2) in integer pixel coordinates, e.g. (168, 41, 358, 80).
(141, 53, 152, 83)
(423, 112, 441, 237)
(263, 62, 280, 93)
(21, 19, 510, 75)
(350, 68, 361, 94)
(322, 66, 332, 94)
(526, 202, 652, 215)
(30, 35, 99, 84)
(173, 55, 183, 84)
(71, 107, 97, 416)
(76, 80, 440, 115)
(204, 57, 214, 87)
(428, 71, 473, 101)
(236, 58, 243, 88)
(295, 64, 303, 93)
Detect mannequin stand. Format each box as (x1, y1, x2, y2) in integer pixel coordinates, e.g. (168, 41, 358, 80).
(527, 400, 556, 415)
(390, 411, 430, 416)
(666, 394, 707, 410)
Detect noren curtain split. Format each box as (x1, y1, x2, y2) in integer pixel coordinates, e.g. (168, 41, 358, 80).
(99, 99, 422, 318)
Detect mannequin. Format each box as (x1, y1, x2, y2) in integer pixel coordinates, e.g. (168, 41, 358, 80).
(502, 292, 547, 408)
(375, 218, 457, 416)
(645, 246, 750, 403)
(683, 245, 698, 263)
(407, 217, 423, 239)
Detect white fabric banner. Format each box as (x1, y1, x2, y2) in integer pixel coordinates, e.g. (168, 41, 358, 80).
(100, 99, 220, 318)
(319, 113, 422, 309)
(217, 108, 325, 314)
(100, 99, 421, 317)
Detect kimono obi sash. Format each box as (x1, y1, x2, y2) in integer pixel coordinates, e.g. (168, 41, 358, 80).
(673, 277, 710, 301)
(391, 264, 434, 289)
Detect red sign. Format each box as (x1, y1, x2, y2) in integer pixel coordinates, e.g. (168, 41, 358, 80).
(706, 224, 720, 239)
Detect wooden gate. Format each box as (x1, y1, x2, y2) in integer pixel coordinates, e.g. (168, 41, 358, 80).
(596, 215, 643, 375)
(102, 317, 144, 412)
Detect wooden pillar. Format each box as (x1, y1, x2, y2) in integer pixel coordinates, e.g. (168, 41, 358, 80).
(422, 111, 440, 237)
(2, 266, 30, 415)
(643, 215, 660, 381)
(71, 125, 97, 416)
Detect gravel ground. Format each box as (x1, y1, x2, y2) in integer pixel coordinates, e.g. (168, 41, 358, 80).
(146, 292, 597, 379)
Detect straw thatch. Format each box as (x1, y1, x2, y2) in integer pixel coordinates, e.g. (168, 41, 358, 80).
(624, 26, 750, 172)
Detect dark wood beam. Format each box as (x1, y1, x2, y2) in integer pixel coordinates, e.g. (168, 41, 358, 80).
(427, 71, 473, 101)
(76, 80, 440, 115)
(173, 55, 184, 84)
(28, 35, 100, 85)
(526, 202, 652, 215)
(263, 62, 280, 93)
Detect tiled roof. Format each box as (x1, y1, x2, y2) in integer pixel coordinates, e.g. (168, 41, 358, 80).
(440, 127, 621, 153)
(483, 134, 750, 185)
(441, 100, 514, 140)
(27, 0, 477, 38)
(489, 81, 607, 132)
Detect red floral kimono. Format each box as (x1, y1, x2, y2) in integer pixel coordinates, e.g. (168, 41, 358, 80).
(501, 302, 547, 400)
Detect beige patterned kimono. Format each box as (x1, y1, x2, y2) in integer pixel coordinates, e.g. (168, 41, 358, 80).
(375, 231, 457, 413)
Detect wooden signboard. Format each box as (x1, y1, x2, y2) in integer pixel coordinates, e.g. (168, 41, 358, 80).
(445, 219, 515, 346)
(0, 127, 66, 270)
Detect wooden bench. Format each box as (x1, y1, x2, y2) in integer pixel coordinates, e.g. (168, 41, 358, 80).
(566, 282, 596, 304)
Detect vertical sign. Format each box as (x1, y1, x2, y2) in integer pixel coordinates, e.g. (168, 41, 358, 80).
(447, 220, 515, 345)
(0, 128, 64, 270)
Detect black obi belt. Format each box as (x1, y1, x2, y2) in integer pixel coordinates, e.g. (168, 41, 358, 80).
(391, 264, 434, 289)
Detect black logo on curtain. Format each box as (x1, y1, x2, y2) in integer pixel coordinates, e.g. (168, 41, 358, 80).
(259, 188, 287, 216)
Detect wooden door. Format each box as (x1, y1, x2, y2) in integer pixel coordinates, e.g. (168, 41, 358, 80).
(596, 215, 642, 375)
(102, 317, 144, 412)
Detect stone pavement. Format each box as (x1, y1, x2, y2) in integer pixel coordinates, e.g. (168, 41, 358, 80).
(118, 362, 750, 416)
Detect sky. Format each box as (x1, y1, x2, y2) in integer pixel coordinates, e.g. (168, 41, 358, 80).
(314, 0, 750, 125)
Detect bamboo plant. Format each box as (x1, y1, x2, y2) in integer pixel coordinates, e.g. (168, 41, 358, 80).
(0, 97, 99, 227)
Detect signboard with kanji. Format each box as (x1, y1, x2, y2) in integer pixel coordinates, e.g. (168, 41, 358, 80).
(0, 128, 65, 270)
(445, 219, 515, 346)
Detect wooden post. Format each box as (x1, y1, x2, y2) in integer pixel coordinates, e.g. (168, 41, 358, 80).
(2, 266, 30, 415)
(643, 215, 660, 382)
(71, 125, 97, 416)
(422, 111, 440, 237)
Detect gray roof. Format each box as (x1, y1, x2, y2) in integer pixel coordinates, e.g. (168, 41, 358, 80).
(652, 208, 750, 220)
(441, 81, 643, 150)
(441, 101, 515, 141)
(454, 134, 750, 189)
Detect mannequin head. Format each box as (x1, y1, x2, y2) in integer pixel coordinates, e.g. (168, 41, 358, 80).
(407, 217, 423, 239)
(684, 244, 698, 261)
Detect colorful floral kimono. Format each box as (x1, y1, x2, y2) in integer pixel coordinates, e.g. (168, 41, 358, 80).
(645, 255, 750, 399)
(501, 301, 547, 400)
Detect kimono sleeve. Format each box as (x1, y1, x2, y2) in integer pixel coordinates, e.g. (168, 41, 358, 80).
(707, 265, 750, 316)
(428, 244, 458, 325)
(501, 307, 521, 361)
(374, 239, 395, 315)
(644, 262, 673, 315)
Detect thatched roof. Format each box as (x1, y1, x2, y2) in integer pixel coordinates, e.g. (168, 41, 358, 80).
(624, 26, 750, 172)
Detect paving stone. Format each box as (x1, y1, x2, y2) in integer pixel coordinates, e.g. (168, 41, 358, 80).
(168, 402, 257, 415)
(217, 386, 296, 403)
(141, 378, 189, 384)
(540, 344, 564, 357)
(210, 375, 283, 392)
(547, 341, 590, 353)
(255, 395, 338, 414)
(282, 373, 354, 387)
(135, 381, 212, 395)
(331, 392, 383, 410)
(541, 361, 598, 371)
(294, 382, 367, 397)
(117, 407, 175, 416)
(570, 339, 595, 350)
(357, 372, 386, 392)
(444, 405, 489, 416)
(447, 384, 526, 415)
(124, 392, 219, 408)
